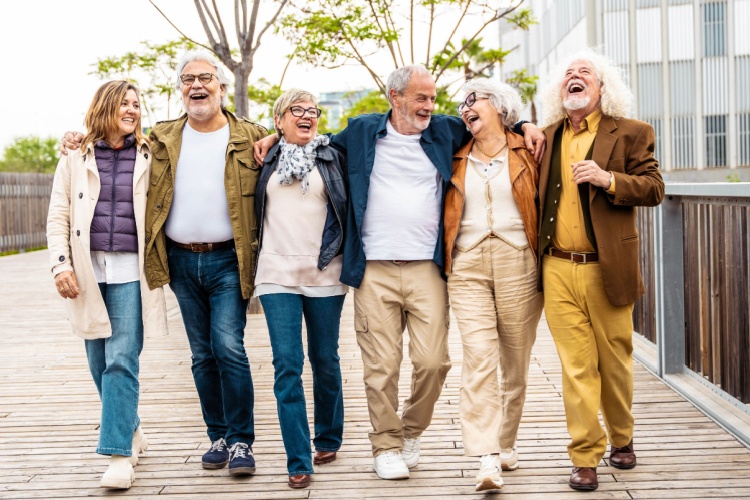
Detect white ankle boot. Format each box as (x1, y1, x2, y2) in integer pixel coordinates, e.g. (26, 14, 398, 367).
(129, 426, 149, 466)
(101, 455, 135, 489)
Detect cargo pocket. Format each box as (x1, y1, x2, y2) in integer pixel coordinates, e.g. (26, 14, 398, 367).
(354, 313, 379, 364)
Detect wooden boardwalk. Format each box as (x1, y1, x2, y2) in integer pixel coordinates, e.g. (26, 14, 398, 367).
(2, 250, 750, 499)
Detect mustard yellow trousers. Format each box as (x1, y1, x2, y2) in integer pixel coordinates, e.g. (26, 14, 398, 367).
(542, 255, 635, 467)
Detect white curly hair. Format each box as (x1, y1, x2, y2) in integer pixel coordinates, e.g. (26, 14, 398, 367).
(539, 48, 633, 128)
(460, 77, 523, 129)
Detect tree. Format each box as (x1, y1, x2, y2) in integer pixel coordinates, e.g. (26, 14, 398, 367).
(0, 136, 59, 174)
(91, 39, 196, 126)
(149, 0, 291, 119)
(506, 68, 539, 123)
(280, 0, 534, 98)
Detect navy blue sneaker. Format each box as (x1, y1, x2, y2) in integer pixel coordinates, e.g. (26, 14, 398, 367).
(228, 442, 256, 475)
(202, 438, 229, 469)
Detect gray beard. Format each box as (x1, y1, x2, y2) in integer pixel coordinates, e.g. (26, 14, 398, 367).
(563, 96, 591, 111)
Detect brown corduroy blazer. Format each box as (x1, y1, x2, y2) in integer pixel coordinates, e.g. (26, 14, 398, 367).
(537, 114, 665, 306)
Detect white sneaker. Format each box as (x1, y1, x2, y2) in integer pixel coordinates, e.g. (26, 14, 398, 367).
(101, 455, 135, 489)
(129, 426, 149, 466)
(373, 451, 410, 479)
(475, 454, 503, 492)
(500, 447, 519, 471)
(402, 437, 421, 468)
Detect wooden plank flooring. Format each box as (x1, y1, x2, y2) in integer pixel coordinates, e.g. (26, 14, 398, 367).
(2, 250, 750, 498)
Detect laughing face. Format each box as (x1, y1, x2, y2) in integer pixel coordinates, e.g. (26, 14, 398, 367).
(561, 59, 602, 115)
(390, 73, 436, 135)
(114, 89, 140, 141)
(181, 60, 225, 123)
(275, 100, 319, 146)
(459, 93, 503, 138)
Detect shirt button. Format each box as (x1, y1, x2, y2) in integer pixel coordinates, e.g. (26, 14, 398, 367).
(78, 193, 83, 199)
(554, 200, 558, 204)
(144, 153, 149, 159)
(76, 230, 80, 236)
(59, 256, 65, 262)
(550, 217, 554, 222)
(557, 184, 561, 189)
(483, 179, 488, 184)
(156, 203, 162, 209)
(547, 235, 551, 240)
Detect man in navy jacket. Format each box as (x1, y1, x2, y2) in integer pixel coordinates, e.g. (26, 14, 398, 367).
(255, 66, 545, 480)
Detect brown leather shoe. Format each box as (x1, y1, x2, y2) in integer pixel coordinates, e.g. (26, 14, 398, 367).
(609, 439, 637, 469)
(569, 467, 598, 491)
(314, 450, 337, 465)
(288, 474, 311, 489)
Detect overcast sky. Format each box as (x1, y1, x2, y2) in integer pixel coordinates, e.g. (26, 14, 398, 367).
(0, 0, 378, 151)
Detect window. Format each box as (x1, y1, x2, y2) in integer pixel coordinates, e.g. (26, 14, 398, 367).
(702, 1, 726, 57)
(672, 117, 696, 169)
(739, 114, 750, 167)
(704, 115, 727, 167)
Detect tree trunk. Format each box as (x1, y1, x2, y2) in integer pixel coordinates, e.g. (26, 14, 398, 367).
(233, 67, 250, 118)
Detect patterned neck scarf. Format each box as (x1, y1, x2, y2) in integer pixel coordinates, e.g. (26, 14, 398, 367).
(276, 134, 330, 194)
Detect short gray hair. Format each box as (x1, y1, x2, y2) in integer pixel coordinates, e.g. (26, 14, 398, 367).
(539, 48, 633, 127)
(273, 89, 318, 136)
(460, 78, 522, 128)
(385, 65, 432, 106)
(175, 49, 231, 108)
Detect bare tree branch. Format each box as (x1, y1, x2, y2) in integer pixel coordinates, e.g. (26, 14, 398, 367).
(365, 0, 400, 69)
(383, 2, 405, 67)
(251, 0, 288, 61)
(429, 0, 472, 73)
(425, 1, 434, 67)
(148, 0, 212, 51)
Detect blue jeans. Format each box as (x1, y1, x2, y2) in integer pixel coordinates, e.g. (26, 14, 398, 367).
(85, 281, 143, 456)
(259, 293, 346, 476)
(167, 245, 255, 446)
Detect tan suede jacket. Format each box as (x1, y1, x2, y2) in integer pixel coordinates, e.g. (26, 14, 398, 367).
(444, 129, 540, 274)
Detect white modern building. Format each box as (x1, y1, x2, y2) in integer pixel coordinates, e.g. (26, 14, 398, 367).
(500, 0, 750, 179)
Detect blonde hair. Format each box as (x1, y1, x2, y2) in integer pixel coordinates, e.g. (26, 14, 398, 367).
(540, 48, 634, 128)
(273, 89, 318, 136)
(82, 80, 146, 151)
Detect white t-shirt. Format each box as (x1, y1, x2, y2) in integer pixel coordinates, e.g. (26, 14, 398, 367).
(165, 123, 234, 243)
(360, 120, 442, 260)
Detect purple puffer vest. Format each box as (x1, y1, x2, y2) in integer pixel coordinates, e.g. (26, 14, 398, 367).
(90, 135, 138, 253)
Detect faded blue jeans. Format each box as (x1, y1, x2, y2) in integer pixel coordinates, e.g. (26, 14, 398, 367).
(167, 244, 255, 446)
(259, 293, 346, 476)
(85, 280, 143, 456)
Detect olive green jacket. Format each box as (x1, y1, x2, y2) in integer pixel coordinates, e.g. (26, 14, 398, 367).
(143, 110, 267, 299)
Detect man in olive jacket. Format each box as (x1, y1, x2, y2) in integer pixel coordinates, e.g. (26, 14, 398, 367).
(536, 49, 664, 492)
(144, 50, 266, 476)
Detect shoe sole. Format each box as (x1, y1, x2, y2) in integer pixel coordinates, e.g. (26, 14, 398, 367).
(229, 466, 256, 475)
(202, 460, 229, 470)
(501, 461, 519, 471)
(314, 456, 336, 465)
(610, 461, 636, 470)
(374, 467, 410, 480)
(475, 477, 504, 492)
(569, 483, 599, 491)
(288, 479, 311, 488)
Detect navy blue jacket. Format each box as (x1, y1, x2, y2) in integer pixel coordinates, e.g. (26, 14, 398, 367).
(331, 112, 470, 288)
(255, 141, 348, 271)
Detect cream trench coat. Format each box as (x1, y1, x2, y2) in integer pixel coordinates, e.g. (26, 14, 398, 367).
(46, 141, 168, 339)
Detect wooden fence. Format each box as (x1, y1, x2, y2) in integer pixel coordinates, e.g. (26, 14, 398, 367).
(0, 172, 53, 253)
(634, 184, 750, 407)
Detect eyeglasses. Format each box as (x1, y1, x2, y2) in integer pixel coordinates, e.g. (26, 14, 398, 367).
(179, 73, 217, 86)
(287, 105, 322, 118)
(457, 92, 491, 114)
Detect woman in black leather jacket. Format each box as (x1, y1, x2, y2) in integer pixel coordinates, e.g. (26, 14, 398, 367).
(253, 89, 347, 489)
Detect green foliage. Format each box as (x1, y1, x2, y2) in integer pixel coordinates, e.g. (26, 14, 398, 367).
(339, 91, 390, 128)
(279, 0, 535, 95)
(506, 68, 539, 104)
(91, 39, 197, 123)
(727, 173, 741, 182)
(0, 136, 59, 173)
(247, 79, 284, 123)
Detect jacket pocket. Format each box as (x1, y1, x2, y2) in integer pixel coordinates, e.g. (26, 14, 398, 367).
(238, 158, 260, 196)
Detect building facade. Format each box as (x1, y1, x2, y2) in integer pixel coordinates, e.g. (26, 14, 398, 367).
(501, 0, 750, 178)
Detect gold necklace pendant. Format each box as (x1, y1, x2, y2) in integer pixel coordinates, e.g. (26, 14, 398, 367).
(474, 141, 507, 158)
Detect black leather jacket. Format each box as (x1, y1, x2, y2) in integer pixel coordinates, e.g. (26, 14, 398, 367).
(255, 141, 348, 271)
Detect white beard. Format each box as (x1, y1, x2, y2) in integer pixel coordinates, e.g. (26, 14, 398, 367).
(563, 95, 591, 111)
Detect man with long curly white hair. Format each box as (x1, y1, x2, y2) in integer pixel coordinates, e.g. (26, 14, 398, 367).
(535, 49, 665, 492)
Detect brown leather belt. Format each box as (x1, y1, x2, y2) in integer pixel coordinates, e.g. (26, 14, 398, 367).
(168, 239, 234, 252)
(391, 260, 415, 265)
(548, 247, 599, 263)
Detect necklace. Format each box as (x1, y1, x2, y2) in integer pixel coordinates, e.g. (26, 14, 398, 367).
(473, 141, 507, 158)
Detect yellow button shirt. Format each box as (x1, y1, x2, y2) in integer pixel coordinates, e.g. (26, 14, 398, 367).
(551, 109, 611, 252)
